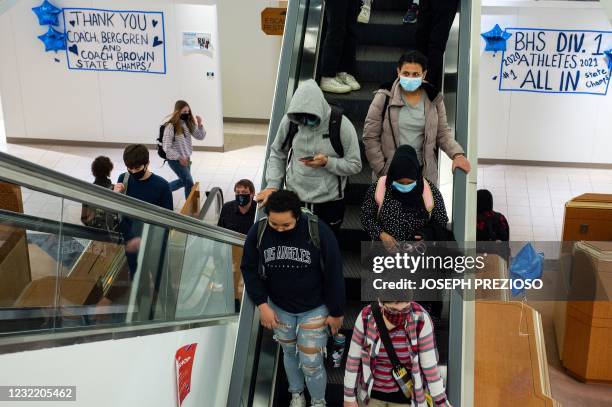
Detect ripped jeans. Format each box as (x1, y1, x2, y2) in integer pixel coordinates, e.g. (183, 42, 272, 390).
(269, 301, 329, 403)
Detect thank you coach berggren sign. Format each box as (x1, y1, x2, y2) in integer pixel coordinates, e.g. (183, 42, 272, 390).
(63, 8, 166, 74)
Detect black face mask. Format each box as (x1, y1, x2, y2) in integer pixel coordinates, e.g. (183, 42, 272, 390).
(131, 164, 148, 180)
(180, 113, 191, 122)
(236, 194, 251, 207)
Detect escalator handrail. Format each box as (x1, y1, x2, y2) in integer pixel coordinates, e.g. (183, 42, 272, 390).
(198, 187, 224, 222)
(0, 208, 123, 244)
(0, 151, 244, 246)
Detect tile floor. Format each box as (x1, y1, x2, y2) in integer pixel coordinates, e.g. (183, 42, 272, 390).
(477, 164, 612, 242)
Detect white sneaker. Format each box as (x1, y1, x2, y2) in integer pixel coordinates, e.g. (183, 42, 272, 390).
(311, 400, 326, 407)
(320, 76, 351, 94)
(289, 393, 306, 407)
(337, 72, 361, 91)
(357, 4, 371, 24)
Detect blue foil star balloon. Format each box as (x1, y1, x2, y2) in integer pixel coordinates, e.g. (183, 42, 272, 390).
(32, 0, 62, 26)
(605, 49, 612, 70)
(481, 24, 512, 53)
(37, 26, 66, 52)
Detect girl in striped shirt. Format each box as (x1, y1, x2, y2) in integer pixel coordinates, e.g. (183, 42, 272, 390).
(162, 100, 206, 199)
(344, 301, 450, 407)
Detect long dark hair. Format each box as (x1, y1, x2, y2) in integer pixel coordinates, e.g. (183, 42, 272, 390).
(166, 100, 196, 136)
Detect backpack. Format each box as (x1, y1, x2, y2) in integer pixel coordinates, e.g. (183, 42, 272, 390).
(374, 175, 434, 218)
(255, 208, 324, 280)
(81, 184, 120, 231)
(156, 123, 175, 160)
(281, 105, 345, 198)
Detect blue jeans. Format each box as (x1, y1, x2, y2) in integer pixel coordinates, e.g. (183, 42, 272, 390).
(269, 301, 329, 403)
(167, 160, 194, 199)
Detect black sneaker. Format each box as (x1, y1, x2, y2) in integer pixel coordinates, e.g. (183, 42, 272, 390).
(403, 4, 418, 24)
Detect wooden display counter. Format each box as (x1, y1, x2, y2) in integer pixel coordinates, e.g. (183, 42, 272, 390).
(561, 241, 612, 383)
(475, 301, 558, 406)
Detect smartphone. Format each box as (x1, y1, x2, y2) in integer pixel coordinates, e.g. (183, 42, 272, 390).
(300, 156, 314, 161)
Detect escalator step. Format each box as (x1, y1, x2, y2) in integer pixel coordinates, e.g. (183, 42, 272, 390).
(342, 250, 362, 280)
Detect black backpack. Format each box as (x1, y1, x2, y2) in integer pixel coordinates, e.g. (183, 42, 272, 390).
(156, 123, 175, 160)
(281, 105, 345, 197)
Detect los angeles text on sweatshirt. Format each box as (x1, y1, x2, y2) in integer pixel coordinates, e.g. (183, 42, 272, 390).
(240, 215, 345, 317)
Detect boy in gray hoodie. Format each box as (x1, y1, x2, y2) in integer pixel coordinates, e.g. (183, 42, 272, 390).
(256, 80, 362, 234)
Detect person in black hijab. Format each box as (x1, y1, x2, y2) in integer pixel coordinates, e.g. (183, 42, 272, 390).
(360, 145, 449, 246)
(477, 189, 509, 242)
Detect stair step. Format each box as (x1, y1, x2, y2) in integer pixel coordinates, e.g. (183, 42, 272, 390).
(324, 82, 379, 125)
(342, 250, 362, 279)
(357, 11, 417, 48)
(341, 204, 362, 231)
(373, 0, 411, 12)
(356, 45, 407, 83)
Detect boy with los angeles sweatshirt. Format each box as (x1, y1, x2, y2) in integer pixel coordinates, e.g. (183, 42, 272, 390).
(240, 190, 345, 407)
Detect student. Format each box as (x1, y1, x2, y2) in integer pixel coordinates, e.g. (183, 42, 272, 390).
(241, 190, 345, 407)
(360, 145, 448, 249)
(114, 144, 173, 278)
(363, 51, 470, 186)
(162, 100, 206, 199)
(477, 189, 510, 242)
(344, 300, 449, 406)
(218, 179, 257, 235)
(81, 156, 118, 230)
(357, 0, 419, 25)
(256, 79, 362, 234)
(319, 0, 362, 93)
(415, 0, 459, 90)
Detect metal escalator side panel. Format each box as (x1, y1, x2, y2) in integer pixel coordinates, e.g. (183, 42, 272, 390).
(227, 0, 309, 405)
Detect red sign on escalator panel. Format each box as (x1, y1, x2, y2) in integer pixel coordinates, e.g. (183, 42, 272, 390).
(175, 343, 198, 406)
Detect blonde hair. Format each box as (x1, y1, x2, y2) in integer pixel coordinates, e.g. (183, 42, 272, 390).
(166, 100, 196, 136)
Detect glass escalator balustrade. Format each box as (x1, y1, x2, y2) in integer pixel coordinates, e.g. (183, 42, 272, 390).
(0, 176, 243, 338)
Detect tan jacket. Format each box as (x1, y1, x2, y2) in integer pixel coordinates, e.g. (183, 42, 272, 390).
(362, 79, 464, 185)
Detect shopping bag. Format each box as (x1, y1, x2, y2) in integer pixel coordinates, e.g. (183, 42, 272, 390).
(509, 243, 544, 296)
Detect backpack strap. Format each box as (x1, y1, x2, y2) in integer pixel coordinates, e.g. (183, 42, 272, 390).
(281, 122, 298, 152)
(281, 122, 299, 189)
(422, 178, 434, 218)
(305, 212, 321, 250)
(376, 176, 435, 218)
(371, 302, 405, 370)
(327, 105, 345, 199)
(256, 217, 269, 279)
(375, 176, 387, 216)
(328, 105, 344, 158)
(122, 172, 130, 194)
(381, 94, 390, 124)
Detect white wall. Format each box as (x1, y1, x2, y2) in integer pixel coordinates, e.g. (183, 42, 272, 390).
(478, 1, 612, 164)
(0, 323, 238, 407)
(0, 0, 224, 147)
(218, 0, 282, 120)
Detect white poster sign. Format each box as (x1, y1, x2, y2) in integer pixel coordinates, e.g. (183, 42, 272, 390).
(499, 28, 612, 95)
(63, 8, 166, 74)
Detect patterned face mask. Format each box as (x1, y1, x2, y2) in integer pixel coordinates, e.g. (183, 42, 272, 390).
(382, 304, 410, 326)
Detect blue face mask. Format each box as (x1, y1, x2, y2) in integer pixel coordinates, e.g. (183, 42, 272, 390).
(392, 181, 417, 193)
(399, 76, 422, 92)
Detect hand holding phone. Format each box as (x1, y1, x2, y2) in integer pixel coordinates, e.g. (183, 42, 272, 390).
(299, 156, 314, 162)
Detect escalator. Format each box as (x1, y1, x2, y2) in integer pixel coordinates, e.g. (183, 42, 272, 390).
(229, 0, 477, 406)
(0, 151, 244, 347)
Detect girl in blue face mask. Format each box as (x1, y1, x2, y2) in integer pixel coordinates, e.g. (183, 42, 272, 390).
(359, 145, 450, 244)
(362, 50, 471, 187)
